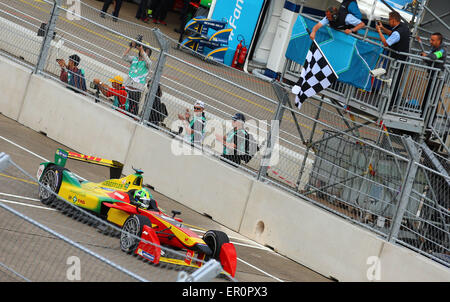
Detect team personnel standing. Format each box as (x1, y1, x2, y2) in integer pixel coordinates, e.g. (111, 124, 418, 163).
(151, 0, 170, 25)
(418, 32, 447, 106)
(376, 11, 411, 103)
(376, 11, 410, 60)
(419, 32, 447, 70)
(100, 0, 123, 22)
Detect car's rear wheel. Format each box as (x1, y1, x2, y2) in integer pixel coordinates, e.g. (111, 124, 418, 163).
(38, 165, 65, 206)
(203, 230, 230, 260)
(120, 214, 152, 254)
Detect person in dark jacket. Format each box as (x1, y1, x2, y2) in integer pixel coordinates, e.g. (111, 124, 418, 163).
(310, 1, 365, 40)
(151, 0, 170, 25)
(148, 85, 168, 126)
(418, 32, 447, 107)
(216, 113, 250, 166)
(100, 0, 123, 22)
(376, 11, 411, 104)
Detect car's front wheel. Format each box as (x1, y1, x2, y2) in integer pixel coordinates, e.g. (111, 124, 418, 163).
(38, 165, 65, 206)
(120, 214, 152, 254)
(203, 230, 230, 260)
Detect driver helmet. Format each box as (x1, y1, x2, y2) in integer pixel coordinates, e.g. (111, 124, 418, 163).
(133, 188, 152, 209)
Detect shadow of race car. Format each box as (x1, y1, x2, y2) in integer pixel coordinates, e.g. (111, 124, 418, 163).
(37, 148, 237, 277)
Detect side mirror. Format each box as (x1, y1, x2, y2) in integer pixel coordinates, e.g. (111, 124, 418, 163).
(172, 210, 181, 218)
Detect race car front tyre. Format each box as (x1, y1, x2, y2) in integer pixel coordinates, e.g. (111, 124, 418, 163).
(203, 230, 230, 260)
(120, 214, 152, 254)
(38, 165, 65, 206)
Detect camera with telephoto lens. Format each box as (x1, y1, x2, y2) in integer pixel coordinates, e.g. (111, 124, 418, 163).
(130, 34, 143, 48)
(90, 81, 99, 90)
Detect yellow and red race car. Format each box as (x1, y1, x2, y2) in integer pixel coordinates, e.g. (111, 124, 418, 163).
(37, 149, 237, 277)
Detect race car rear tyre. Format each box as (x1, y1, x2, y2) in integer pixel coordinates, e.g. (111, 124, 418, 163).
(120, 214, 152, 254)
(203, 230, 230, 260)
(39, 165, 65, 206)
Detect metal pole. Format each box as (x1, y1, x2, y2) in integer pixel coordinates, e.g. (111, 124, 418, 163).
(257, 81, 287, 181)
(387, 136, 421, 243)
(34, 0, 61, 74)
(141, 28, 169, 124)
(410, 0, 427, 51)
(296, 98, 323, 190)
(423, 5, 450, 33)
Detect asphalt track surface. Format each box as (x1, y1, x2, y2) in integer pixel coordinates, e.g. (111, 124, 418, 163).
(0, 113, 331, 282)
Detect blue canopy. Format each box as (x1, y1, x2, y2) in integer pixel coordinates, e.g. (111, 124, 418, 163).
(286, 16, 383, 91)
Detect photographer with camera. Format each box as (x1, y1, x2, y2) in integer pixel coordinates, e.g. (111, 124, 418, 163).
(92, 75, 128, 113)
(57, 54, 87, 93)
(122, 35, 152, 116)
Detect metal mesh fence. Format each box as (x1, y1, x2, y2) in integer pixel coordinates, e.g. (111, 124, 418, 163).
(0, 0, 448, 269)
(396, 141, 450, 265)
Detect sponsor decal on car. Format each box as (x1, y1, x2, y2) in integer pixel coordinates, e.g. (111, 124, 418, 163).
(36, 164, 45, 180)
(137, 248, 155, 261)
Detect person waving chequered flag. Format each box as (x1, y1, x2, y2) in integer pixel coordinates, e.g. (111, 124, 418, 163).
(291, 40, 338, 109)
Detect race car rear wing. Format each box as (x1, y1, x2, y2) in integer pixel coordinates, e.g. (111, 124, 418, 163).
(54, 148, 124, 179)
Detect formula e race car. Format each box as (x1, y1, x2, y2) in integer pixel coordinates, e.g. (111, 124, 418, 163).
(37, 149, 237, 277)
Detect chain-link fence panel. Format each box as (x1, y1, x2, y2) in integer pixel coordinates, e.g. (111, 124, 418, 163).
(394, 141, 450, 267)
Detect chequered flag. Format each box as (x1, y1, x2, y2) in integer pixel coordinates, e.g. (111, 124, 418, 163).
(292, 40, 338, 108)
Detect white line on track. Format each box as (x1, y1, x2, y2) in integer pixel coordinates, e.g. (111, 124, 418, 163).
(0, 134, 284, 281)
(0, 198, 56, 211)
(0, 192, 40, 201)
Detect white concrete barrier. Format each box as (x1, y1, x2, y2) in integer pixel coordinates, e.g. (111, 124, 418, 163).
(0, 17, 43, 65)
(0, 56, 32, 120)
(377, 242, 450, 282)
(239, 180, 386, 281)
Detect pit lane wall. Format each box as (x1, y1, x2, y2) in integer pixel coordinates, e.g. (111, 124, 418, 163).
(1, 56, 449, 282)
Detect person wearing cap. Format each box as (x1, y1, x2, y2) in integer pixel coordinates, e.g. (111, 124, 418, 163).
(216, 113, 249, 166)
(123, 41, 152, 116)
(57, 54, 87, 93)
(93, 75, 128, 112)
(178, 100, 207, 146)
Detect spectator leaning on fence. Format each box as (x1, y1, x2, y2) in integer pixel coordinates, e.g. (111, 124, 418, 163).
(309, 1, 365, 40)
(122, 42, 152, 116)
(178, 100, 207, 146)
(418, 32, 447, 70)
(57, 54, 87, 93)
(216, 113, 249, 166)
(92, 75, 128, 112)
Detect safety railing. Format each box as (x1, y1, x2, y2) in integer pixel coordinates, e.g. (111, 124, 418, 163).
(0, 0, 448, 268)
